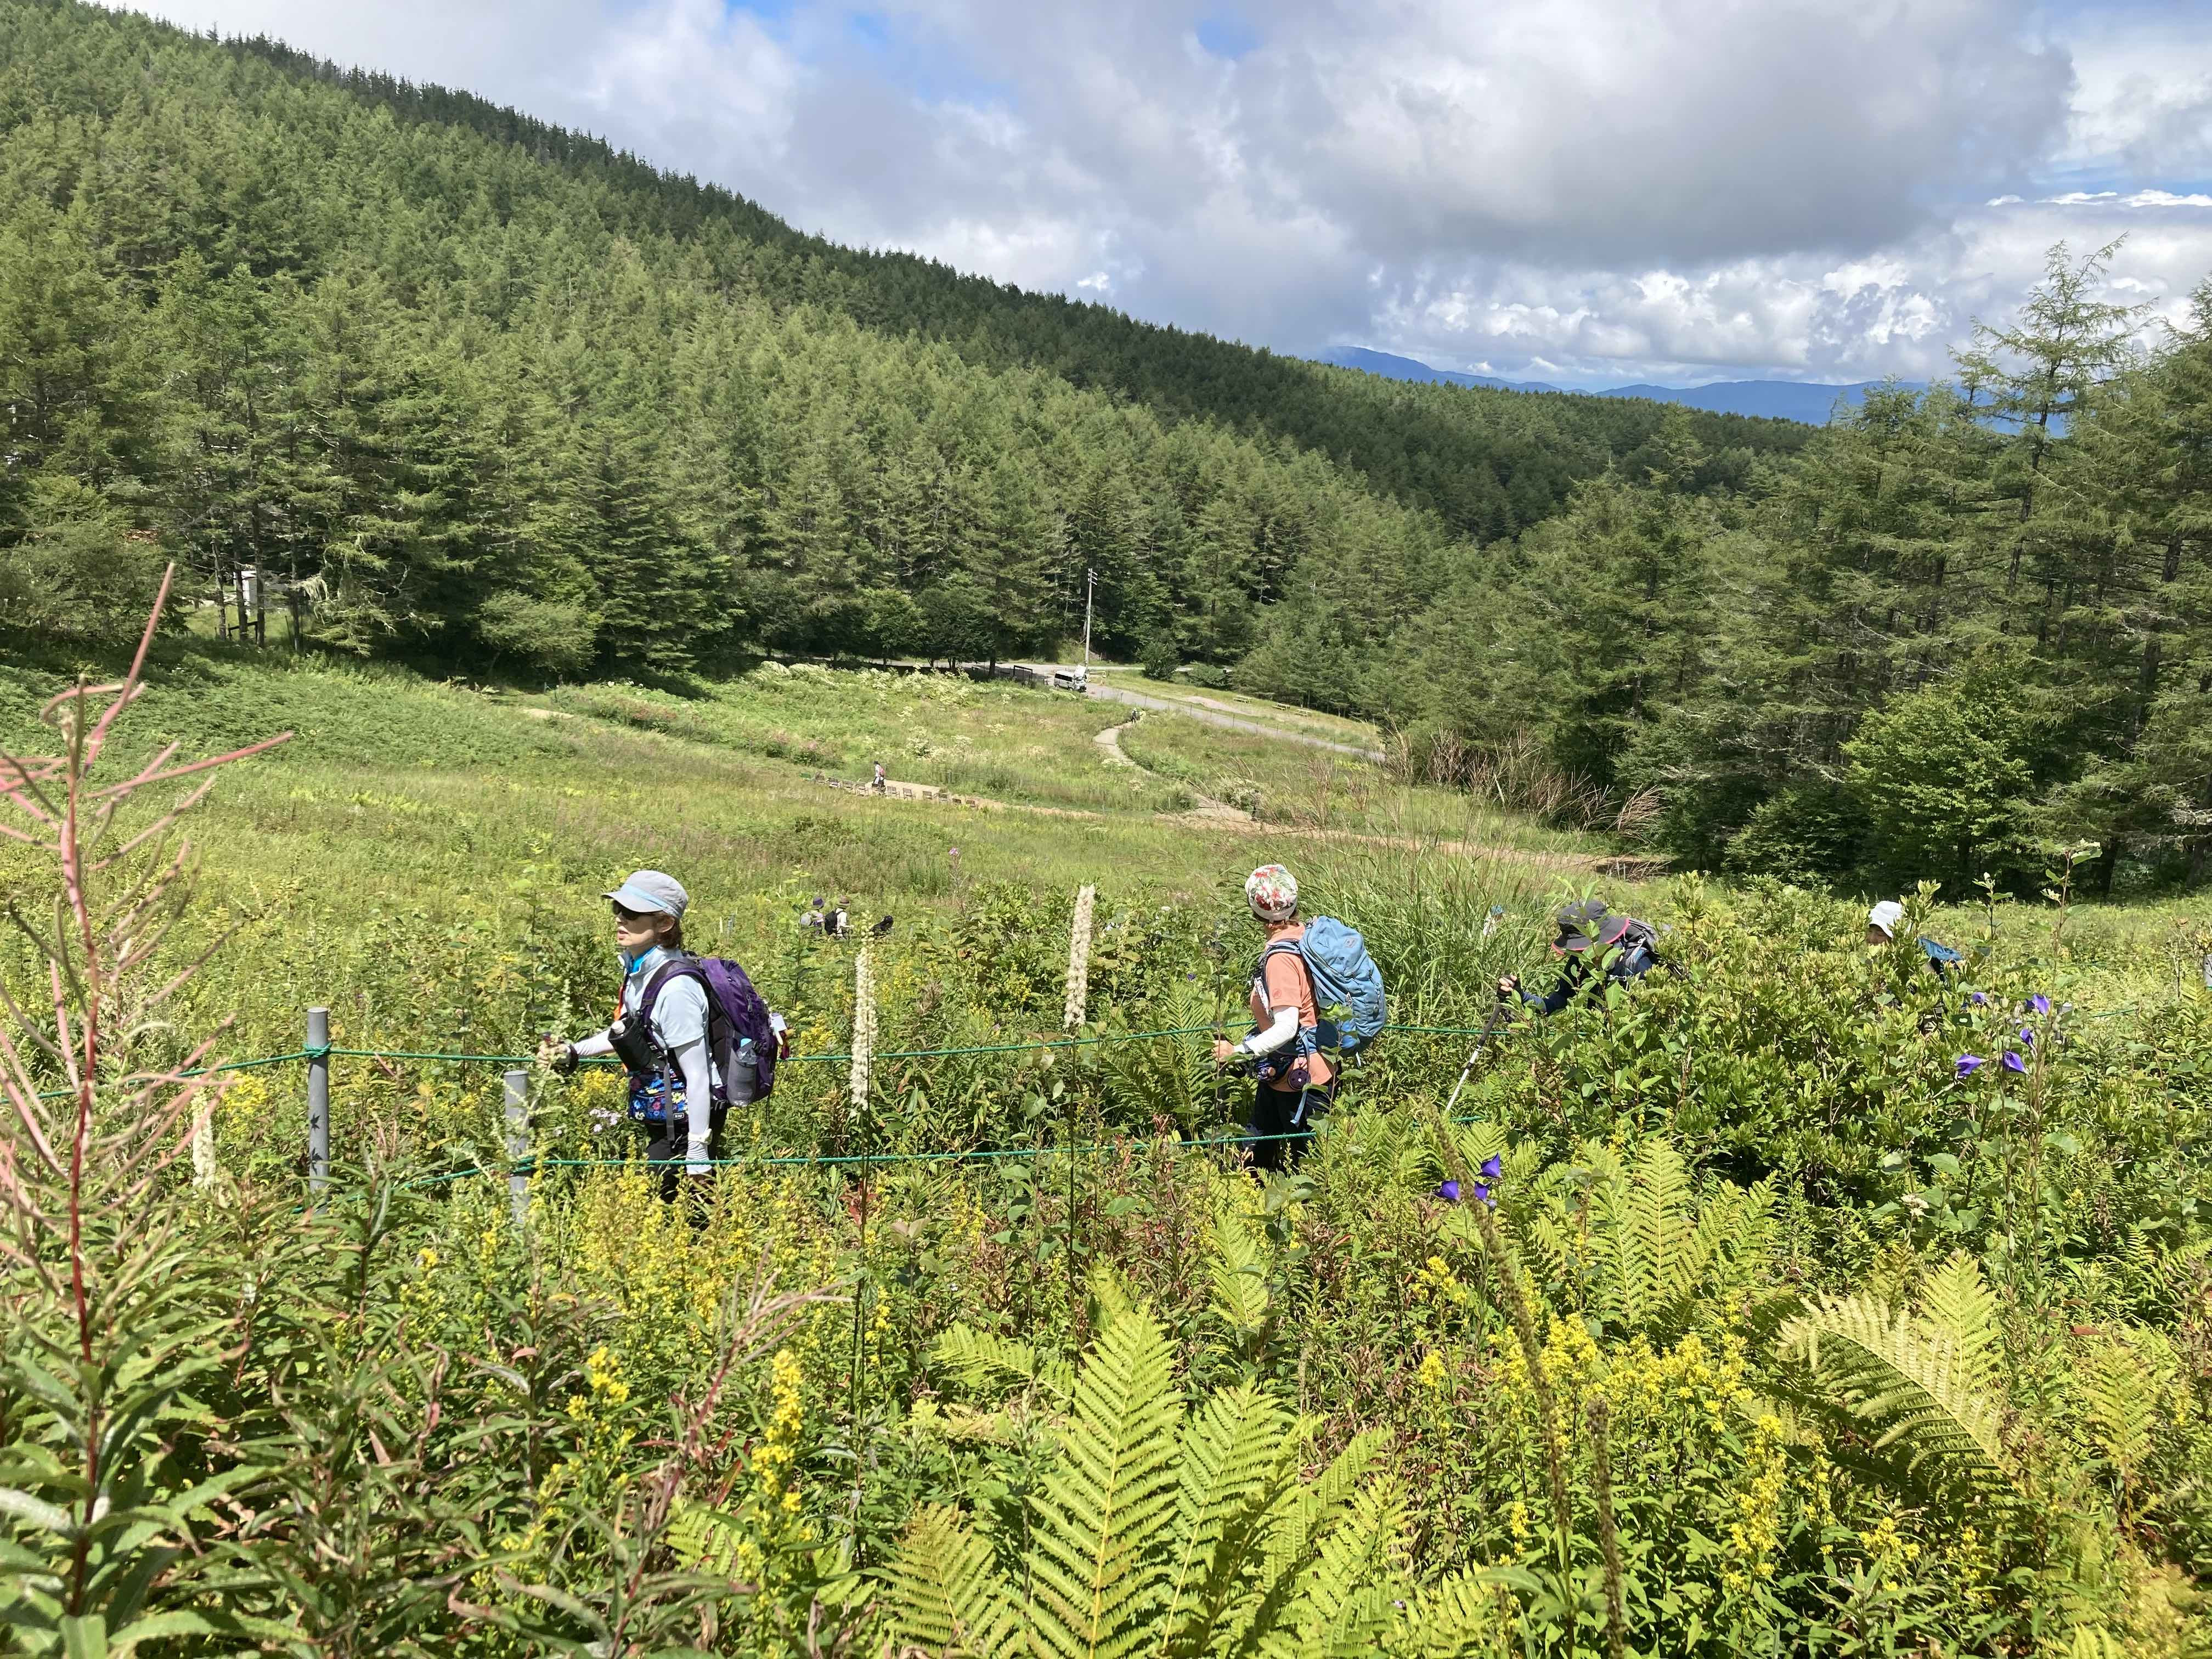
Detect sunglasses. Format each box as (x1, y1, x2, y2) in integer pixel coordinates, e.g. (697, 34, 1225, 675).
(611, 901, 652, 923)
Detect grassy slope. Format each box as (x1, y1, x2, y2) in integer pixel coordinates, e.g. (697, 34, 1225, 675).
(1093, 670, 1385, 746)
(0, 640, 1582, 1057)
(3, 636, 2196, 1075)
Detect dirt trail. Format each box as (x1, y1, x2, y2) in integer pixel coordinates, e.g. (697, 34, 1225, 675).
(843, 732, 1658, 878)
(1094, 713, 1251, 822)
(1073, 679, 1385, 761)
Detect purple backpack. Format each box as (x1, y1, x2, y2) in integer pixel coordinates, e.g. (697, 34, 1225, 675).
(637, 955, 781, 1100)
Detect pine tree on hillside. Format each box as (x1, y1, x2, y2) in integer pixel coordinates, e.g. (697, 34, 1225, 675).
(1955, 240, 2142, 616)
(2058, 280, 2212, 881)
(585, 433, 726, 674)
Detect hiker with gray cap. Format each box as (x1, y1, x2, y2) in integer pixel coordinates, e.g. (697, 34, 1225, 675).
(539, 869, 783, 1212)
(1497, 899, 1661, 1017)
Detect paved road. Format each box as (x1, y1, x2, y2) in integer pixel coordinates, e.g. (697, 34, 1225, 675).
(1007, 667, 1385, 761)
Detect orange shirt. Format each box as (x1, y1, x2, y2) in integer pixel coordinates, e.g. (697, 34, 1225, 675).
(1249, 925, 1334, 1091)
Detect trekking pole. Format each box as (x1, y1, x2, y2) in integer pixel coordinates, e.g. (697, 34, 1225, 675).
(1441, 1003, 1508, 1118)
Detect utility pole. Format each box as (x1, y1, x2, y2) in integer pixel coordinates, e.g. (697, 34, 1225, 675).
(1080, 567, 1097, 678)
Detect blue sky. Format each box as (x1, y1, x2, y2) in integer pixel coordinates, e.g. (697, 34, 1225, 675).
(113, 0, 2212, 388)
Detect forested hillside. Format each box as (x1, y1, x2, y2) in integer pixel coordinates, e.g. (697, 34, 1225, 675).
(0, 0, 1789, 683)
(1357, 245, 2212, 898)
(9, 0, 2211, 897)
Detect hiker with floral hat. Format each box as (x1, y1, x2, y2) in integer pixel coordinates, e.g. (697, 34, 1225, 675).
(1213, 863, 1334, 1172)
(1498, 898, 1660, 1016)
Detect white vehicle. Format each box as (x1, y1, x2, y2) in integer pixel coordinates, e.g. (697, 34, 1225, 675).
(1051, 667, 1088, 692)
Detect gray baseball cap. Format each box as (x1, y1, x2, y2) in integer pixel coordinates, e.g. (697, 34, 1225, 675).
(603, 870, 689, 917)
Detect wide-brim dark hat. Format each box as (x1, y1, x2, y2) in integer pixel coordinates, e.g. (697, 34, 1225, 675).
(1554, 899, 1628, 952)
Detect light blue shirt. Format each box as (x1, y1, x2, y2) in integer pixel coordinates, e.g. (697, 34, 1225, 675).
(621, 946, 709, 1053)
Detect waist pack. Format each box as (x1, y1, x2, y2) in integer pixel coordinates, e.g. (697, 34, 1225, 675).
(1261, 916, 1387, 1058)
(616, 955, 785, 1122)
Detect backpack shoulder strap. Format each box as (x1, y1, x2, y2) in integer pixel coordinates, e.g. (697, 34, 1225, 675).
(1257, 938, 1313, 1002)
(635, 956, 707, 1025)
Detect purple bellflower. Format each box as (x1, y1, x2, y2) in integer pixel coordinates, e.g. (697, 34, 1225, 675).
(1436, 1180, 1461, 1203)
(2029, 994, 2051, 1015)
(2004, 1052, 2027, 1075)
(1481, 1154, 1503, 1180)
(1956, 1054, 1985, 1079)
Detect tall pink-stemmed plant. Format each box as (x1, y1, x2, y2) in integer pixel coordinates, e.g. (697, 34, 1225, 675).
(0, 568, 287, 1654)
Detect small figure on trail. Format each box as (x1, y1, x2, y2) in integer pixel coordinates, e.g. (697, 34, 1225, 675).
(1498, 899, 1660, 1016)
(871, 914, 895, 938)
(1866, 899, 1965, 979)
(538, 870, 782, 1215)
(828, 900, 850, 939)
(801, 895, 825, 931)
(1214, 863, 1334, 1173)
(872, 760, 887, 793)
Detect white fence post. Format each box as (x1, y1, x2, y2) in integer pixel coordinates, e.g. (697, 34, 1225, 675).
(505, 1068, 530, 1229)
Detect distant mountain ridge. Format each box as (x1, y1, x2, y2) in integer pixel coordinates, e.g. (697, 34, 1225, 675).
(1317, 347, 1565, 396)
(1317, 346, 1918, 425)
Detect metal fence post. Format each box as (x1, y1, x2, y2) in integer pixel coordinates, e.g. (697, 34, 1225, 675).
(505, 1068, 530, 1229)
(307, 1007, 330, 1194)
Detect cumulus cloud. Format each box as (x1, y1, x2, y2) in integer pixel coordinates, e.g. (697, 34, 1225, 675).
(100, 0, 2212, 385)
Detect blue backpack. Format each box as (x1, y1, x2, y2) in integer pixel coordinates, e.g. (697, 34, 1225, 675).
(1262, 917, 1387, 1058)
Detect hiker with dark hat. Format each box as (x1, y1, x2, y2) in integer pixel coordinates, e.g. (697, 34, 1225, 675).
(1498, 899, 1660, 1016)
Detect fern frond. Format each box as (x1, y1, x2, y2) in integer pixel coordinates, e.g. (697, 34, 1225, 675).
(664, 1502, 748, 1577)
(1782, 1255, 2010, 1505)
(933, 1323, 1074, 1407)
(1027, 1307, 1185, 1659)
(1278, 1476, 1412, 1658)
(885, 1503, 1019, 1658)
(2074, 1328, 2166, 1489)
(1537, 1137, 1778, 1341)
(1235, 1430, 1385, 1652)
(1691, 1174, 1775, 1309)
(1090, 1262, 1139, 1333)
(1917, 1251, 2002, 1400)
(1516, 1212, 1581, 1317)
(1396, 1564, 1542, 1659)
(1154, 1384, 1299, 1659)
(1207, 1197, 1271, 1352)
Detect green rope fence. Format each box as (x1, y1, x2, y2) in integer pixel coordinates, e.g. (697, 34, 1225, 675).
(32, 991, 2158, 1105)
(30, 1020, 1493, 1102)
(391, 1125, 1370, 1192)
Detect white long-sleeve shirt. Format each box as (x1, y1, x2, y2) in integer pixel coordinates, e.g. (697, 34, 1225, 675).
(570, 946, 715, 1171)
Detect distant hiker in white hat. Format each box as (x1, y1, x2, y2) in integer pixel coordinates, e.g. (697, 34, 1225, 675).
(1866, 898, 1965, 979)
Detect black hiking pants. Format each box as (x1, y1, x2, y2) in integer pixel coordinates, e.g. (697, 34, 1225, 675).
(1244, 1081, 1332, 1173)
(641, 1105, 726, 1205)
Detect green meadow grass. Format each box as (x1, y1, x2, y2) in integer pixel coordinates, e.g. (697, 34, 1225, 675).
(5, 633, 2202, 1099)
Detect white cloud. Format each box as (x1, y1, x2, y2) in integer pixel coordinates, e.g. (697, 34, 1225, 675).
(97, 0, 2212, 386)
